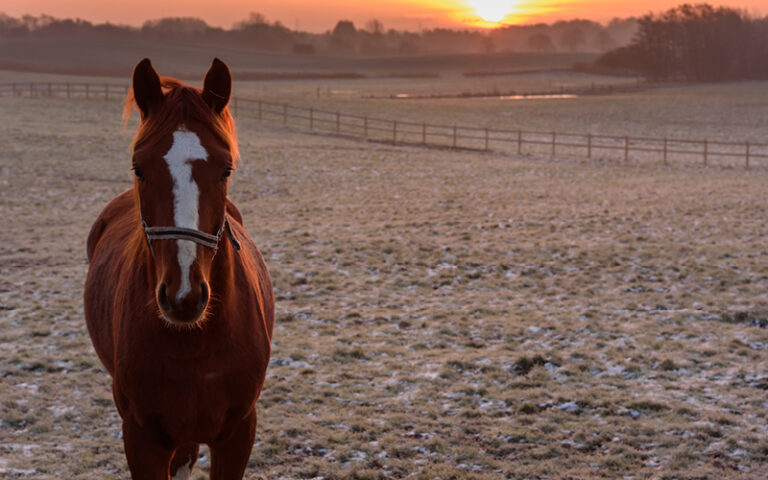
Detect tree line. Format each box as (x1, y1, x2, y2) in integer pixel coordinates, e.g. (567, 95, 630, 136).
(0, 12, 637, 56)
(598, 3, 768, 81)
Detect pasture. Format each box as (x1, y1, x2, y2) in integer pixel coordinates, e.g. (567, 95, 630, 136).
(1, 72, 768, 479)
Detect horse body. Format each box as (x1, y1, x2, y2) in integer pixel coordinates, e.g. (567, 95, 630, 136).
(84, 59, 273, 479)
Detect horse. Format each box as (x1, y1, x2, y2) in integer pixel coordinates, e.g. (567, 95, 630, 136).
(84, 58, 274, 479)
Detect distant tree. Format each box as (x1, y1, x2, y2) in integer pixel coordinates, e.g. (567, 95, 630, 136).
(330, 20, 358, 53)
(233, 12, 268, 29)
(527, 33, 554, 52)
(292, 42, 316, 54)
(332, 20, 357, 38)
(598, 3, 763, 81)
(482, 35, 495, 53)
(365, 19, 384, 35)
(397, 38, 419, 55)
(0, 13, 27, 35)
(360, 19, 387, 54)
(247, 12, 268, 25)
(141, 17, 210, 40)
(232, 13, 295, 52)
(593, 29, 617, 51)
(396, 31, 420, 55)
(559, 26, 586, 51)
(606, 17, 639, 46)
(22, 14, 55, 30)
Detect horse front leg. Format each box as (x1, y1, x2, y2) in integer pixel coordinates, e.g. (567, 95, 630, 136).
(209, 409, 258, 480)
(122, 418, 174, 480)
(170, 443, 200, 479)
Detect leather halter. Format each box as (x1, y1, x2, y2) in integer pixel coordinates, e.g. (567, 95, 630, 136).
(141, 217, 241, 254)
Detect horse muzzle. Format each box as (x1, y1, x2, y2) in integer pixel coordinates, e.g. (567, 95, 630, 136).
(156, 280, 210, 326)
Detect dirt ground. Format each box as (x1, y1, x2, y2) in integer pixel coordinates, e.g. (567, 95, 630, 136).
(1, 89, 768, 479)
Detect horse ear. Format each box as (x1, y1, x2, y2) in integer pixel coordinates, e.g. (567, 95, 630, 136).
(132, 58, 162, 118)
(202, 58, 231, 114)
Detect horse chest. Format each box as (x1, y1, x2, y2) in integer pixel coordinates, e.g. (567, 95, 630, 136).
(114, 338, 263, 440)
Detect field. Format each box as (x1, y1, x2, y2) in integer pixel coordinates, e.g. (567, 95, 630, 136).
(1, 70, 768, 480)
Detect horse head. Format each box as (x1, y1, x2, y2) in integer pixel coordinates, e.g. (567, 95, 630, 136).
(128, 58, 238, 326)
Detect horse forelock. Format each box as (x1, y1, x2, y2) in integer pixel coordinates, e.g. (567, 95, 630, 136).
(123, 76, 239, 164)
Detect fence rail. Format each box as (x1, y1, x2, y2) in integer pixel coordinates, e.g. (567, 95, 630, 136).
(2, 81, 765, 169)
(0, 81, 128, 100)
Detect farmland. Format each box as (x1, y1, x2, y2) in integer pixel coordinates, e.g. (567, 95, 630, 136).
(1, 71, 768, 479)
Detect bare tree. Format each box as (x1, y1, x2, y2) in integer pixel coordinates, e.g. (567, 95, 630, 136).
(593, 29, 617, 51)
(527, 33, 555, 52)
(598, 3, 762, 81)
(559, 27, 586, 52)
(365, 19, 384, 35)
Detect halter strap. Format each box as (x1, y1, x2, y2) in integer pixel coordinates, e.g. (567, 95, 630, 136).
(141, 218, 241, 254)
(144, 224, 221, 249)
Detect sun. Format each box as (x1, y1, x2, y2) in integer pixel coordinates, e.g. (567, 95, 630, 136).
(466, 0, 514, 23)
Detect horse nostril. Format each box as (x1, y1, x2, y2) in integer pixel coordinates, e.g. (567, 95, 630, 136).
(158, 283, 172, 312)
(198, 282, 210, 311)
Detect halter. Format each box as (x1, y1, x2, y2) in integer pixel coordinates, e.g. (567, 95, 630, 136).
(141, 217, 241, 254)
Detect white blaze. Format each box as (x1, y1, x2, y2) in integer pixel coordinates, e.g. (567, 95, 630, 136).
(163, 129, 208, 303)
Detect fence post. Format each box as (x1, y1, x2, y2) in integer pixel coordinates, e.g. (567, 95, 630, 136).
(587, 133, 592, 159)
(517, 129, 522, 155)
(309, 108, 313, 129)
(283, 103, 287, 125)
(484, 128, 489, 151)
(663, 138, 668, 165)
(624, 136, 629, 163)
(336, 111, 340, 133)
(551, 132, 556, 156)
(746, 142, 750, 170)
(393, 120, 397, 143)
(453, 125, 457, 148)
(703, 140, 708, 166)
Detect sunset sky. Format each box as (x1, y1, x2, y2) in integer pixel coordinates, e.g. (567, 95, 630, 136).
(2, 0, 766, 31)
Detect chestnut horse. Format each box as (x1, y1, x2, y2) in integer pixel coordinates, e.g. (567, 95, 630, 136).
(84, 58, 274, 479)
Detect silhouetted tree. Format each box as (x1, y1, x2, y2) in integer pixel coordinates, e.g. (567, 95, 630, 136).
(330, 20, 357, 53)
(598, 3, 763, 81)
(0, 11, 646, 59)
(593, 29, 617, 51)
(559, 26, 586, 51)
(527, 33, 555, 52)
(365, 19, 384, 35)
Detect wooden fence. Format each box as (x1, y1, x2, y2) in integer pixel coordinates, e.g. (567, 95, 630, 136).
(0, 81, 126, 100)
(2, 81, 765, 169)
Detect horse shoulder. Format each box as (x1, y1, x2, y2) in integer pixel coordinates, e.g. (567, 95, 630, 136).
(84, 189, 140, 376)
(87, 189, 136, 262)
(227, 216, 275, 343)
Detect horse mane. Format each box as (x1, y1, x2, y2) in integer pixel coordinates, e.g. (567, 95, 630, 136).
(123, 77, 240, 164)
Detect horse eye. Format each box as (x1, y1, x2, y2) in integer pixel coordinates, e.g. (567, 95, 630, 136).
(133, 166, 145, 181)
(221, 168, 232, 182)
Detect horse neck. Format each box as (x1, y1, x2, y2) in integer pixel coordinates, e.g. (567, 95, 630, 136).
(208, 232, 237, 305)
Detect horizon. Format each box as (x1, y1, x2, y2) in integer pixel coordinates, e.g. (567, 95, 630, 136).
(2, 1, 766, 33)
